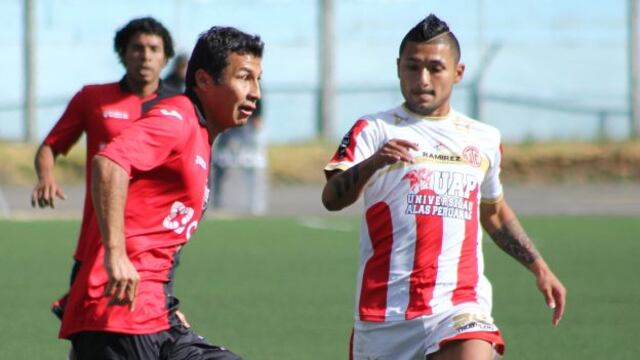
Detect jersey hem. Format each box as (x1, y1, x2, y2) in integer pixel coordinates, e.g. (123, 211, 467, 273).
(97, 152, 132, 176)
(480, 193, 504, 204)
(324, 163, 352, 172)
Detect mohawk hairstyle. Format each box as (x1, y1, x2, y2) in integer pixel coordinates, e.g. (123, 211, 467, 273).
(399, 14, 461, 63)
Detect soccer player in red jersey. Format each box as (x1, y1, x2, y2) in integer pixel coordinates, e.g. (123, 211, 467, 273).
(322, 14, 566, 360)
(59, 26, 263, 360)
(31, 17, 177, 320)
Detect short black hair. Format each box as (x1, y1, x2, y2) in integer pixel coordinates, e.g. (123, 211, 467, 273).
(185, 26, 264, 89)
(114, 17, 175, 63)
(399, 14, 461, 63)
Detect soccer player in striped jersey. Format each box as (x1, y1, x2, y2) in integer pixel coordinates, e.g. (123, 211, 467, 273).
(322, 14, 566, 360)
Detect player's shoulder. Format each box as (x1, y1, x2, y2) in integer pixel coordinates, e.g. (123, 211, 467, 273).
(452, 110, 501, 142)
(80, 81, 121, 94)
(353, 105, 405, 131)
(145, 94, 194, 122)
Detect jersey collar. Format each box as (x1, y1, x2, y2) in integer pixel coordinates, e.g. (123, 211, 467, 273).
(118, 76, 168, 95)
(401, 104, 452, 121)
(185, 88, 208, 127)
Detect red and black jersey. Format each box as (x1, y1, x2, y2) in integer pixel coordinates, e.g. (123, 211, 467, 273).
(43, 78, 176, 262)
(59, 93, 212, 338)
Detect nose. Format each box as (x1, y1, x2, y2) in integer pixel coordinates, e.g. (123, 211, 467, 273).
(248, 79, 261, 101)
(418, 68, 431, 88)
(141, 46, 152, 61)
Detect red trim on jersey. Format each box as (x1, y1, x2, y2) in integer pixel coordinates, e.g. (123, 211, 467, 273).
(439, 330, 505, 355)
(406, 189, 443, 319)
(452, 188, 480, 305)
(331, 119, 368, 163)
(359, 202, 394, 321)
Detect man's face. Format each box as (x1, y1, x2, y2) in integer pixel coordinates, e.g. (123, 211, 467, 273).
(397, 41, 464, 116)
(201, 52, 262, 130)
(123, 32, 167, 86)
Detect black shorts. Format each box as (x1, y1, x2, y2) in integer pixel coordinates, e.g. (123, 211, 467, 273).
(70, 325, 242, 360)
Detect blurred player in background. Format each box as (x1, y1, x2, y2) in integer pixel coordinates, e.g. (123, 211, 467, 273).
(31, 16, 177, 327)
(59, 26, 263, 359)
(322, 14, 566, 360)
(165, 52, 189, 92)
(212, 99, 268, 215)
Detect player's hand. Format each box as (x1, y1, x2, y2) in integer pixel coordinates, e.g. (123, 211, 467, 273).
(176, 310, 191, 328)
(104, 248, 140, 311)
(371, 139, 419, 169)
(534, 265, 566, 326)
(31, 177, 67, 208)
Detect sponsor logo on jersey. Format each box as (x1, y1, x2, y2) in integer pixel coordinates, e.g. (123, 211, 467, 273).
(195, 155, 207, 170)
(160, 109, 184, 120)
(452, 313, 497, 333)
(337, 131, 352, 158)
(421, 152, 462, 162)
(103, 110, 129, 120)
(402, 168, 478, 220)
(462, 146, 482, 167)
(163, 201, 198, 240)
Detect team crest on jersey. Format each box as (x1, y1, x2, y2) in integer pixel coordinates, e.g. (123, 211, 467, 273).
(462, 146, 482, 167)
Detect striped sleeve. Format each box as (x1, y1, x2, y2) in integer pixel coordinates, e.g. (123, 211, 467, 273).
(324, 118, 378, 173)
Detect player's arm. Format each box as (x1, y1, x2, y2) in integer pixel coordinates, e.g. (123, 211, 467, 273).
(31, 144, 67, 208)
(480, 200, 566, 326)
(92, 154, 139, 311)
(322, 139, 418, 211)
(32, 88, 89, 208)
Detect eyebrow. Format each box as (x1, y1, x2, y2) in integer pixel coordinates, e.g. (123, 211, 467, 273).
(405, 57, 445, 65)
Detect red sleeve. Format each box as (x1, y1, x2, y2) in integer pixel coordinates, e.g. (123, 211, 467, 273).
(98, 106, 186, 175)
(43, 88, 88, 155)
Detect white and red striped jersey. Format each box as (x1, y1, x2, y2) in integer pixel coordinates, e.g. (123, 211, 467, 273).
(325, 105, 504, 322)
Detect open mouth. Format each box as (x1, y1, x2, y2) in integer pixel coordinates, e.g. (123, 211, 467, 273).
(238, 105, 255, 117)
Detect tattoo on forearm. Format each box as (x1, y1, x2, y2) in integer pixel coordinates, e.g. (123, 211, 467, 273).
(332, 165, 361, 199)
(489, 218, 540, 266)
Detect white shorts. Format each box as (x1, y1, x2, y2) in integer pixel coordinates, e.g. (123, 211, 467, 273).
(350, 302, 505, 360)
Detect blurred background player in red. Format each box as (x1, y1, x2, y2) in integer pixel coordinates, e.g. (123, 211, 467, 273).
(30, 16, 177, 321)
(322, 14, 566, 360)
(59, 26, 263, 359)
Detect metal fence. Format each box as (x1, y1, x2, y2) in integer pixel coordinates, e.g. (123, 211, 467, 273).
(0, 0, 633, 143)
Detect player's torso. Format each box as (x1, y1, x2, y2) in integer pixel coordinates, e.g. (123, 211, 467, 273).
(356, 108, 498, 321)
(83, 84, 156, 158)
(74, 85, 158, 261)
(124, 101, 211, 254)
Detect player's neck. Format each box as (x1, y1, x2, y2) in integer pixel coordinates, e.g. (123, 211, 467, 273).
(403, 103, 451, 119)
(127, 78, 160, 97)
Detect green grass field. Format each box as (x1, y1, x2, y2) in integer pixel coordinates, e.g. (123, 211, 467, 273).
(1, 216, 639, 359)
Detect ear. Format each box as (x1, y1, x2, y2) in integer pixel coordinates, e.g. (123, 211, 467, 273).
(396, 58, 401, 79)
(195, 69, 212, 90)
(454, 62, 465, 84)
